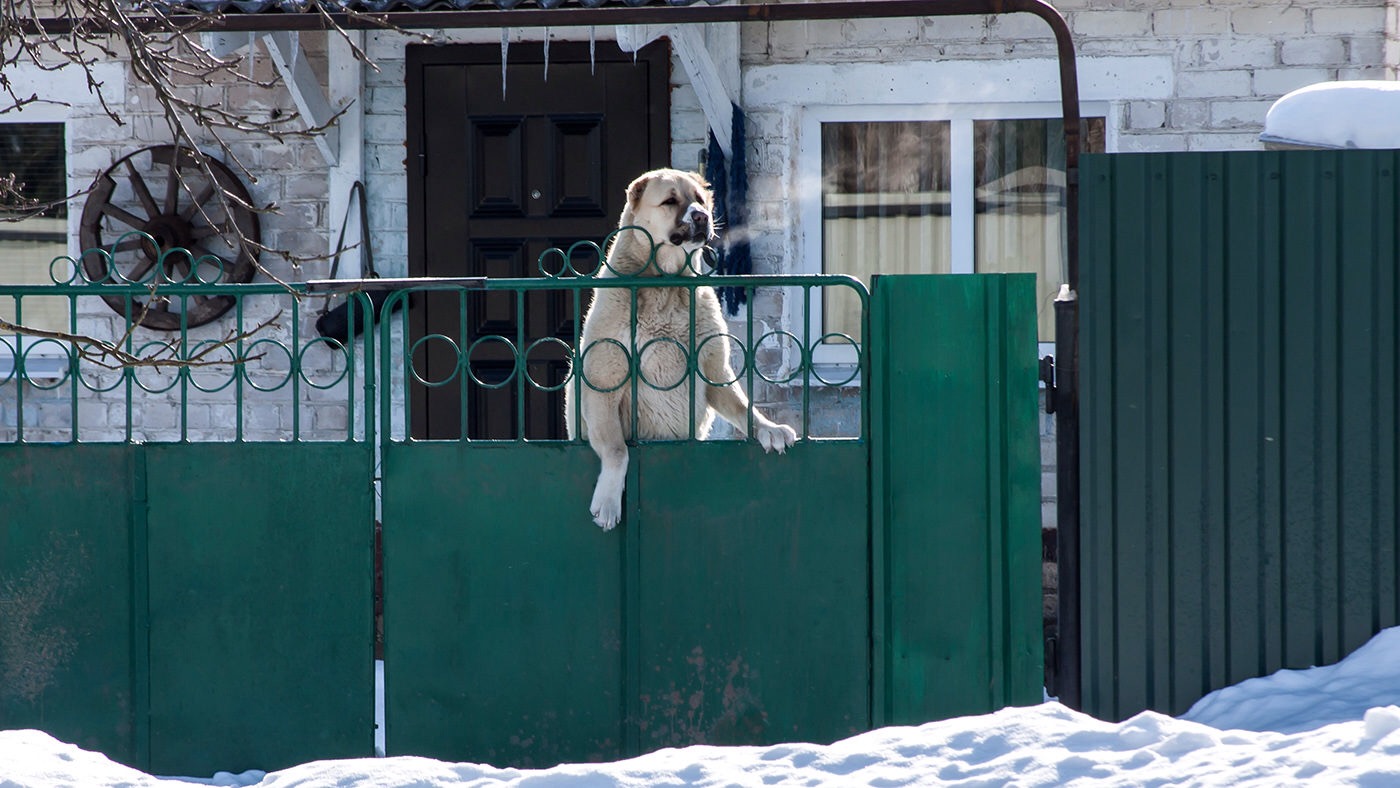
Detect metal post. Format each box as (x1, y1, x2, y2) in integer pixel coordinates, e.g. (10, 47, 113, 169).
(1052, 287, 1080, 708)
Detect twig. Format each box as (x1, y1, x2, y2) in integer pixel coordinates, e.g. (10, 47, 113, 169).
(0, 311, 280, 370)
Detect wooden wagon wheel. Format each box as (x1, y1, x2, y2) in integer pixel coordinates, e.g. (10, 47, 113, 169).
(78, 145, 261, 330)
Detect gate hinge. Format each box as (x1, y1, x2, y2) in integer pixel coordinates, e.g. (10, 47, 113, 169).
(1040, 355, 1056, 414)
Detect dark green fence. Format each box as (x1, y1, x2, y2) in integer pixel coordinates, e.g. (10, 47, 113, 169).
(0, 277, 377, 774)
(1080, 150, 1400, 720)
(1, 269, 1042, 773)
(870, 274, 1043, 725)
(381, 440, 870, 764)
(0, 442, 375, 775)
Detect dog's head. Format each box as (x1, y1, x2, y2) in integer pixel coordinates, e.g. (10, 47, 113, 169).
(620, 169, 715, 270)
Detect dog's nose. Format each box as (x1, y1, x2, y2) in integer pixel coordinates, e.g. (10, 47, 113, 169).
(685, 205, 712, 238)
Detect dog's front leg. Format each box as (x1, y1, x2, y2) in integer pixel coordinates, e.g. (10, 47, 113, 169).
(707, 382, 797, 453)
(582, 393, 629, 530)
(697, 334, 796, 452)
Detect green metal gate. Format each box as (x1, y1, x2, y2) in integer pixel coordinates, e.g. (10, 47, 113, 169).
(1080, 150, 1400, 720)
(380, 272, 1043, 766)
(1, 270, 1042, 773)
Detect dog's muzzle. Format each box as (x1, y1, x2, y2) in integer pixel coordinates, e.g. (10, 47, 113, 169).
(669, 205, 713, 246)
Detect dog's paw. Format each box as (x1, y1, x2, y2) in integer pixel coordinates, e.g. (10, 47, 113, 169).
(757, 423, 798, 454)
(590, 491, 623, 531)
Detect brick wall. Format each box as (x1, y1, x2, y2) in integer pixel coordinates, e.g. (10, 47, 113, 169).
(743, 2, 1388, 151)
(1389, 0, 1400, 78)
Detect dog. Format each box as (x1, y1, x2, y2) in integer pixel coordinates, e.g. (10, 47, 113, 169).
(565, 168, 797, 530)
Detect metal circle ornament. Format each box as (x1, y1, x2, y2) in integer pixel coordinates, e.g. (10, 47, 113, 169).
(79, 145, 261, 329)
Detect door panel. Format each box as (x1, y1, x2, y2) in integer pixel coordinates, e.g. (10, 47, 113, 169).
(407, 42, 670, 440)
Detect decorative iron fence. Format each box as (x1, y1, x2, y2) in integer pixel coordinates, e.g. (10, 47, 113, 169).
(0, 242, 370, 444)
(0, 238, 1043, 774)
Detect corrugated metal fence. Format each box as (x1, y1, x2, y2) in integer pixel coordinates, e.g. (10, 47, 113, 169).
(1079, 150, 1400, 719)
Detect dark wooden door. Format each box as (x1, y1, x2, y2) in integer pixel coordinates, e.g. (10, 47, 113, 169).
(406, 41, 669, 439)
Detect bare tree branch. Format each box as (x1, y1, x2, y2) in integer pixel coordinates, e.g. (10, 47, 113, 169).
(0, 309, 279, 369)
(0, 0, 429, 364)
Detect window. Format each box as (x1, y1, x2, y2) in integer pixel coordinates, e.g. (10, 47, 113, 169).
(0, 122, 70, 369)
(801, 104, 1107, 360)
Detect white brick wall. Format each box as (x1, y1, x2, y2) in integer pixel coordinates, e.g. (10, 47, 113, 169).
(1390, 1, 1400, 78)
(742, 0, 1392, 171)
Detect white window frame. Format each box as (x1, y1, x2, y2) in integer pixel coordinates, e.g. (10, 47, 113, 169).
(0, 105, 74, 378)
(795, 100, 1116, 367)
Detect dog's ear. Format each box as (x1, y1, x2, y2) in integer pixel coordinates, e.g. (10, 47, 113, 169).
(626, 173, 654, 206)
(683, 172, 713, 208)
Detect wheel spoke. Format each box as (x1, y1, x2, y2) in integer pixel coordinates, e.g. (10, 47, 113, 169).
(163, 159, 181, 215)
(101, 203, 149, 233)
(111, 237, 146, 254)
(125, 255, 157, 284)
(166, 253, 197, 286)
(179, 181, 218, 222)
(193, 242, 238, 279)
(189, 220, 234, 241)
(124, 160, 160, 220)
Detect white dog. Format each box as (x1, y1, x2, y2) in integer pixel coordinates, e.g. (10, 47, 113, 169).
(565, 169, 797, 530)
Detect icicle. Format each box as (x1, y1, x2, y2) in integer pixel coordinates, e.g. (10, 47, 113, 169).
(589, 26, 596, 75)
(543, 28, 550, 82)
(500, 28, 509, 100)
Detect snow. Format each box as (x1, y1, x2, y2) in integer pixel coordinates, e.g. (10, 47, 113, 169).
(1260, 80, 1400, 150)
(6, 627, 1400, 787)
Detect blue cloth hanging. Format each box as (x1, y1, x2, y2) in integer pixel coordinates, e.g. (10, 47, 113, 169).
(705, 102, 750, 316)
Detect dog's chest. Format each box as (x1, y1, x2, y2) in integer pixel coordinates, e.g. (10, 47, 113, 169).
(632, 288, 717, 343)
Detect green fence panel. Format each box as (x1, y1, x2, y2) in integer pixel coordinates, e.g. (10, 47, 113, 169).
(1080, 150, 1400, 720)
(632, 441, 869, 750)
(869, 274, 1044, 724)
(383, 274, 1044, 765)
(0, 442, 374, 776)
(382, 442, 625, 767)
(144, 442, 376, 775)
(0, 444, 141, 765)
(382, 440, 869, 766)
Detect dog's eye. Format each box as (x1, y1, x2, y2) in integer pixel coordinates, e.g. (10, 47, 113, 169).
(661, 196, 678, 206)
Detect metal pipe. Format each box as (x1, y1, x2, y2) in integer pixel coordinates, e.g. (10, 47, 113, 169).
(305, 276, 487, 292)
(1052, 287, 1080, 709)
